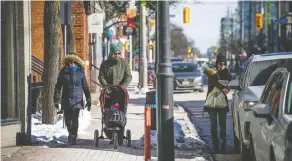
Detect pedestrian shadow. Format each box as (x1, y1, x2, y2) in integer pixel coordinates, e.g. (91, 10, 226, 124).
(176, 100, 238, 155)
(41, 138, 213, 160)
(128, 97, 145, 106)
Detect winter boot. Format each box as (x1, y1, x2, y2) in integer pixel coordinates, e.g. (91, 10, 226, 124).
(68, 133, 72, 143)
(212, 139, 219, 154)
(71, 134, 77, 145)
(220, 140, 227, 153)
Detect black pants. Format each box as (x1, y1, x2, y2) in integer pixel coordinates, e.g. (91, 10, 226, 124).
(64, 108, 80, 135)
(208, 111, 227, 146)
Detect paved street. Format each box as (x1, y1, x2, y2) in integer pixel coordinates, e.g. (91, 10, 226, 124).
(3, 92, 212, 161)
(174, 87, 241, 161)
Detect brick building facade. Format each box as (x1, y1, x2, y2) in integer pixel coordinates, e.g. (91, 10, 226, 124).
(31, 1, 90, 82)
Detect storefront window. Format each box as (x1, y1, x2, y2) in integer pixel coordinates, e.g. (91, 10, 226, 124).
(1, 2, 8, 120)
(1, 2, 19, 120)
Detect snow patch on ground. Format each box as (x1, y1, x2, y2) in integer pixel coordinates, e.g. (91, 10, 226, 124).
(31, 109, 91, 146)
(132, 119, 206, 149)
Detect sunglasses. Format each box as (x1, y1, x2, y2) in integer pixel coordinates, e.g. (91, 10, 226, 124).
(113, 52, 121, 55)
(219, 62, 226, 66)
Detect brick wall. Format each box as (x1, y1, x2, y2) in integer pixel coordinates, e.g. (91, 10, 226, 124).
(72, 1, 90, 87)
(31, 1, 90, 85)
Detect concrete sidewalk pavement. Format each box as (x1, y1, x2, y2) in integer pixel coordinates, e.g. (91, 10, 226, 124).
(2, 93, 211, 161)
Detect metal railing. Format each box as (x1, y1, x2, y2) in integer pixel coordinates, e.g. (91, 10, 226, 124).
(90, 63, 101, 87)
(31, 55, 44, 82)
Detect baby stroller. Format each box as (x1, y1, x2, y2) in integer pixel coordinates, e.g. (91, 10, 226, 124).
(94, 85, 131, 149)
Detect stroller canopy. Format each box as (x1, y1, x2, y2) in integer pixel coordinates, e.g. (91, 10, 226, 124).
(99, 85, 129, 109)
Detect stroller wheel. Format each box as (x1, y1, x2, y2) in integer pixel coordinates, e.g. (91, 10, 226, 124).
(94, 130, 99, 147)
(113, 131, 118, 149)
(118, 132, 123, 145)
(126, 130, 131, 147)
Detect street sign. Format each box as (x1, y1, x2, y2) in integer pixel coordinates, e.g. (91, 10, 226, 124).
(88, 13, 104, 35)
(126, 8, 137, 18)
(60, 1, 72, 25)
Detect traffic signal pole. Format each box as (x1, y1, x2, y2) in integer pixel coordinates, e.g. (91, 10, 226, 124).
(139, 3, 148, 93)
(156, 1, 174, 161)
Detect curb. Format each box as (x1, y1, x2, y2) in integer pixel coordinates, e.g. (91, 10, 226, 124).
(175, 104, 215, 161)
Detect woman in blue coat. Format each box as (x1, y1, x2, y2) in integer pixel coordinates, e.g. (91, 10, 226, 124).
(54, 53, 91, 145)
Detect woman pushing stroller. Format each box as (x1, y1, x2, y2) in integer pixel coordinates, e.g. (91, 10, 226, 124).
(98, 42, 132, 146)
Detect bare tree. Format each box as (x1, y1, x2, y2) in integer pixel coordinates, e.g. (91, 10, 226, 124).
(42, 1, 60, 124)
(170, 24, 189, 57)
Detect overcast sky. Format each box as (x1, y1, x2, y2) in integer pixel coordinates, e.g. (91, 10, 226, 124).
(170, 1, 238, 54)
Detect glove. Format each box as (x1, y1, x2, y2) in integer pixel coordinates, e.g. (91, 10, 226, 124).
(54, 103, 60, 109)
(106, 88, 111, 94)
(85, 99, 91, 111)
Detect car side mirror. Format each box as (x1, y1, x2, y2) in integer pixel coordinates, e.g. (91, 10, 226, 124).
(252, 104, 271, 118)
(228, 79, 240, 90)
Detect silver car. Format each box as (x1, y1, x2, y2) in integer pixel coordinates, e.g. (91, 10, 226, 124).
(228, 53, 292, 160)
(249, 67, 292, 161)
(172, 62, 204, 92)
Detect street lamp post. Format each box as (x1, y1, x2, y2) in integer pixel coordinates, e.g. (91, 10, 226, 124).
(156, 1, 174, 161)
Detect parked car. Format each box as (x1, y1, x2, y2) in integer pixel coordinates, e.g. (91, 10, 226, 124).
(228, 52, 292, 160)
(171, 57, 183, 62)
(172, 62, 204, 92)
(249, 66, 292, 161)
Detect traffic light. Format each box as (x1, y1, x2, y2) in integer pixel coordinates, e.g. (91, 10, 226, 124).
(188, 46, 192, 53)
(183, 7, 190, 24)
(256, 13, 263, 29)
(124, 42, 129, 51)
(127, 16, 135, 28)
(150, 19, 155, 28)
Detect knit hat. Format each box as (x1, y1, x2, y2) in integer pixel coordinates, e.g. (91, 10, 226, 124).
(110, 42, 121, 55)
(216, 53, 227, 65)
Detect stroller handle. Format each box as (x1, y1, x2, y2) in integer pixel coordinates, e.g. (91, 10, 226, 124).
(99, 84, 129, 109)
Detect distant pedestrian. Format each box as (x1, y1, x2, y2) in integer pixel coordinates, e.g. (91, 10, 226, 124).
(204, 53, 232, 153)
(54, 53, 91, 145)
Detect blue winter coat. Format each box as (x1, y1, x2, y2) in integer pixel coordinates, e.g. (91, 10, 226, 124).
(54, 66, 91, 110)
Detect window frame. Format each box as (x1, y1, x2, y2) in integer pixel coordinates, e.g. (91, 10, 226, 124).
(284, 74, 292, 114)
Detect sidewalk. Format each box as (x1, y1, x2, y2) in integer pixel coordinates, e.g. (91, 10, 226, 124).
(2, 92, 212, 161)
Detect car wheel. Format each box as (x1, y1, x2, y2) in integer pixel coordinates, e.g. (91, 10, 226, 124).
(250, 136, 257, 161)
(239, 122, 251, 161)
(233, 125, 240, 153)
(199, 88, 204, 92)
(270, 149, 276, 161)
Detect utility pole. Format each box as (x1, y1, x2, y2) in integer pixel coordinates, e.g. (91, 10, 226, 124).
(129, 35, 133, 71)
(139, 2, 148, 93)
(248, 1, 252, 57)
(156, 1, 174, 161)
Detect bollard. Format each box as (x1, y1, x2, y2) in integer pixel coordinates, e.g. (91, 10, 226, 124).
(144, 106, 151, 161)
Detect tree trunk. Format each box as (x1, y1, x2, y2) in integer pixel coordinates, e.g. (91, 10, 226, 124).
(62, 23, 76, 53)
(42, 1, 60, 124)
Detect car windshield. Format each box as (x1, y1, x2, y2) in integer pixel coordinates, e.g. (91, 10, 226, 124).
(172, 63, 197, 72)
(247, 60, 279, 86)
(286, 78, 292, 114)
(148, 64, 154, 70)
(171, 58, 183, 62)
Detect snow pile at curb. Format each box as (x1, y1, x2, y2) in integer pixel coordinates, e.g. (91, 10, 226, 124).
(132, 120, 206, 149)
(31, 110, 92, 145)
